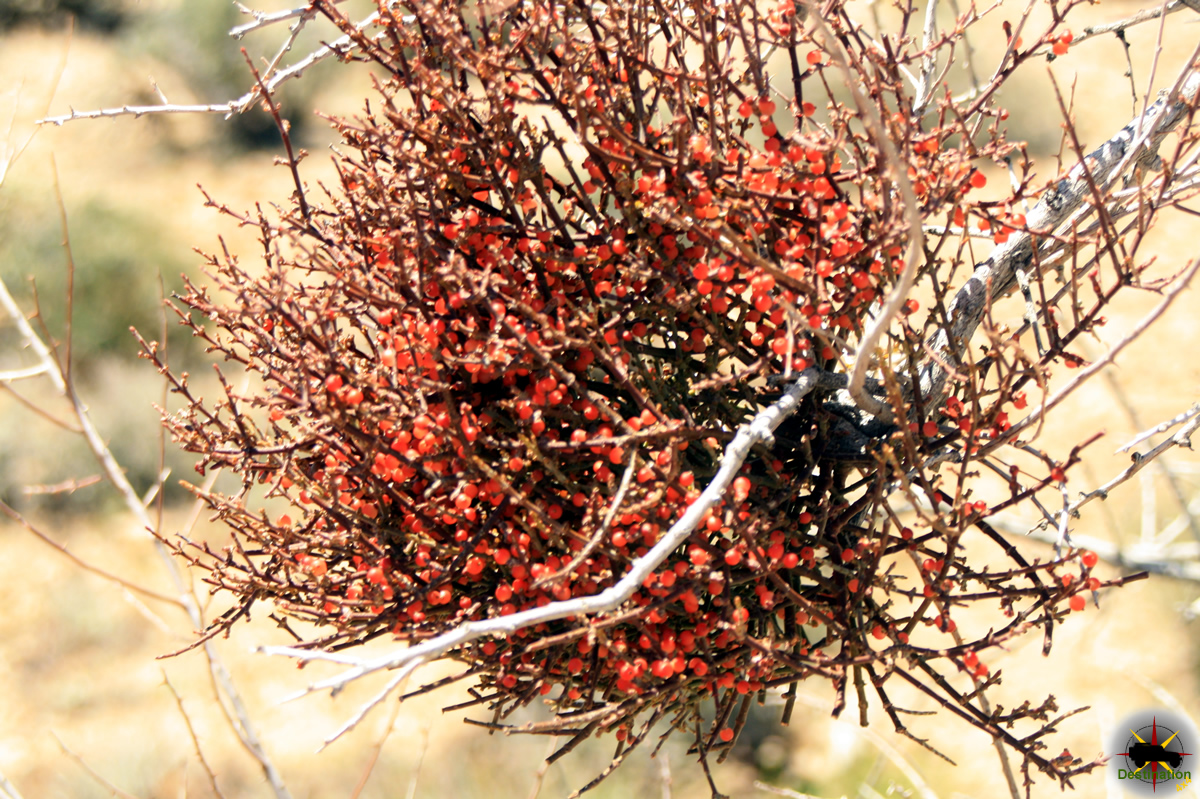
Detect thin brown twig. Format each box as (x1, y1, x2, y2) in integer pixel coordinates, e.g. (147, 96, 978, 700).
(527, 735, 560, 799)
(52, 733, 142, 799)
(997, 255, 1200, 447)
(532, 451, 638, 590)
(348, 691, 405, 799)
(0, 498, 184, 607)
(49, 155, 75, 387)
(403, 720, 432, 799)
(163, 670, 228, 799)
(22, 474, 103, 495)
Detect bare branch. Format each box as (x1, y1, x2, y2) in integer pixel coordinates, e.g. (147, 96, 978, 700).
(347, 691, 405, 799)
(996, 255, 1200, 448)
(921, 68, 1200, 405)
(0, 498, 184, 608)
(1118, 400, 1200, 453)
(163, 671, 228, 799)
(260, 370, 825, 696)
(52, 733, 141, 799)
(38, 10, 386, 127)
(231, 0, 352, 39)
(315, 659, 425, 750)
(1042, 380, 1200, 526)
(1072, 0, 1197, 47)
(0, 769, 27, 799)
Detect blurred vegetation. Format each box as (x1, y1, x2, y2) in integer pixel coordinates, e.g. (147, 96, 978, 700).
(0, 192, 203, 513)
(3, 1, 336, 150)
(0, 0, 128, 33)
(0, 3, 366, 514)
(129, 3, 329, 150)
(0, 194, 196, 367)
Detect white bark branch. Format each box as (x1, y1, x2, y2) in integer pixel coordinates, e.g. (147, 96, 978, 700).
(919, 67, 1200, 405)
(1118, 401, 1200, 453)
(0, 769, 26, 799)
(1049, 390, 1200, 525)
(808, 9, 924, 425)
(231, 0, 352, 39)
(1072, 0, 1198, 48)
(0, 272, 294, 799)
(38, 11, 386, 127)
(259, 368, 827, 706)
(912, 0, 940, 118)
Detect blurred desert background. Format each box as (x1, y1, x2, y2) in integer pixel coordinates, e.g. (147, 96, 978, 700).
(2, 1, 1200, 797)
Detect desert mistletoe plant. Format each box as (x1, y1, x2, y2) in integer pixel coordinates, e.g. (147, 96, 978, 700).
(124, 0, 1200, 794)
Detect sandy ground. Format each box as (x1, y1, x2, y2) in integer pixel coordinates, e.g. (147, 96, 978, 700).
(3, 2, 1200, 797)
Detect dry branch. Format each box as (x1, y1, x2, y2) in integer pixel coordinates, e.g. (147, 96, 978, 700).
(17, 0, 1200, 795)
(132, 0, 1200, 790)
(261, 370, 827, 693)
(920, 68, 1200, 405)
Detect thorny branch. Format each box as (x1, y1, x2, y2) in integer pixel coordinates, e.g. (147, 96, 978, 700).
(24, 0, 1200, 795)
(919, 68, 1200, 406)
(0, 140, 294, 799)
(260, 370, 827, 688)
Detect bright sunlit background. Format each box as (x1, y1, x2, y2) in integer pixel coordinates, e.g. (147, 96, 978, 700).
(2, 1, 1200, 797)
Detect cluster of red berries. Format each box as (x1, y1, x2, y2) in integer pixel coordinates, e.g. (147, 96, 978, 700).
(155, 0, 1112, 769)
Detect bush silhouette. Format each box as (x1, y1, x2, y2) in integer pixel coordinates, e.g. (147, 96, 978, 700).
(136, 0, 1200, 792)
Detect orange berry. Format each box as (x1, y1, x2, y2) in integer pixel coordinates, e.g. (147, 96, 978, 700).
(733, 475, 751, 502)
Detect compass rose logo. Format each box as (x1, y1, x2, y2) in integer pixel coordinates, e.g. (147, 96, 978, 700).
(1109, 710, 1195, 795)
